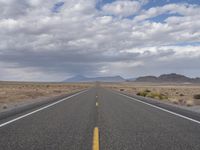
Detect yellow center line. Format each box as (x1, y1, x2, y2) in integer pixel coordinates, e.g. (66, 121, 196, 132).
(92, 127, 100, 150)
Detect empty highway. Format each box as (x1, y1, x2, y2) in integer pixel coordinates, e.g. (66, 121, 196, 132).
(0, 87, 200, 150)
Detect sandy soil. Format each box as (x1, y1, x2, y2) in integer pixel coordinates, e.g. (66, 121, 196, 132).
(0, 82, 92, 110)
(102, 82, 200, 107)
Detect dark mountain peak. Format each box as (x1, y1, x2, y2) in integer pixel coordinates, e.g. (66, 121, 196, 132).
(158, 73, 190, 82)
(159, 73, 187, 79)
(135, 73, 199, 83)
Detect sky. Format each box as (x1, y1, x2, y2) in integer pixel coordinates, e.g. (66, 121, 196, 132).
(0, 0, 200, 81)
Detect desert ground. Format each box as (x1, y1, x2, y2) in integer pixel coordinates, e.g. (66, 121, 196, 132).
(102, 82, 200, 107)
(0, 81, 92, 110)
(1, 81, 200, 111)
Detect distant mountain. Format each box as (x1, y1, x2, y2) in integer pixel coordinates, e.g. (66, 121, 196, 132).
(63, 75, 87, 82)
(135, 73, 200, 83)
(158, 73, 191, 82)
(88, 75, 125, 82)
(63, 75, 125, 82)
(135, 76, 158, 82)
(126, 78, 137, 82)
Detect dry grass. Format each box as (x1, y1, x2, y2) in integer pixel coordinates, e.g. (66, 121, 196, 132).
(0, 82, 92, 107)
(102, 82, 200, 106)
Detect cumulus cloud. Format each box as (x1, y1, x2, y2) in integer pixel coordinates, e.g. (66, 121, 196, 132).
(102, 0, 141, 17)
(0, 0, 200, 81)
(134, 3, 200, 22)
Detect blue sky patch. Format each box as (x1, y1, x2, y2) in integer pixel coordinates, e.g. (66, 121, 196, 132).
(52, 1, 65, 13)
(141, 0, 200, 10)
(148, 13, 183, 23)
(99, 0, 200, 10)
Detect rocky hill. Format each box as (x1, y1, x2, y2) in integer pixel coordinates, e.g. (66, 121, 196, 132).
(135, 73, 199, 83)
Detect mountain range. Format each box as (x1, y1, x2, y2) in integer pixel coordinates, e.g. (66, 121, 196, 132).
(135, 73, 200, 83)
(63, 73, 200, 83)
(63, 75, 125, 82)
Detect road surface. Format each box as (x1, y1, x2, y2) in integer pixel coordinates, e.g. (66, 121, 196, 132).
(0, 87, 200, 150)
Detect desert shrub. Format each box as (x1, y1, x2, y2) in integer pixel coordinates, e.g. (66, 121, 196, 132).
(2, 104, 7, 109)
(25, 91, 45, 98)
(53, 90, 62, 93)
(146, 92, 155, 98)
(147, 93, 168, 100)
(144, 89, 151, 93)
(136, 92, 140, 96)
(137, 91, 168, 100)
(193, 94, 200, 99)
(120, 89, 124, 91)
(179, 93, 184, 97)
(136, 91, 148, 97)
(160, 94, 168, 100)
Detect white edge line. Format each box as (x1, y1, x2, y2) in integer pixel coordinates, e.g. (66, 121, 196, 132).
(113, 91, 200, 125)
(0, 90, 88, 128)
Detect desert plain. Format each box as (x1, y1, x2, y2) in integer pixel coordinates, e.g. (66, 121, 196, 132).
(102, 82, 200, 107)
(1, 81, 200, 112)
(0, 81, 92, 110)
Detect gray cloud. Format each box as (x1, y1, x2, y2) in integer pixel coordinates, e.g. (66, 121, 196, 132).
(0, 0, 200, 81)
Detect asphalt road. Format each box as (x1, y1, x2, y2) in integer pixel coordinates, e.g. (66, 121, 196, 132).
(0, 87, 200, 150)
